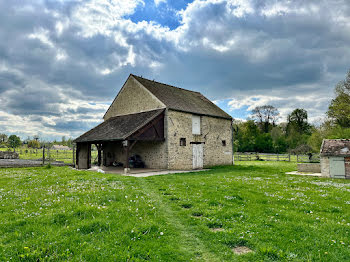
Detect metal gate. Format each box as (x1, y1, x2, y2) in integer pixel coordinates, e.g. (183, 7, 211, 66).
(192, 143, 203, 169)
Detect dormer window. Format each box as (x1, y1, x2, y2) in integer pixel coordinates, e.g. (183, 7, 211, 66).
(192, 115, 201, 135)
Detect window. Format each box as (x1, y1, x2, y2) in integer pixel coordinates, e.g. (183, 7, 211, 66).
(192, 115, 201, 135)
(180, 138, 186, 146)
(222, 140, 226, 146)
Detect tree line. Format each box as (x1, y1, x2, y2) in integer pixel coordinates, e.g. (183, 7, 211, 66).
(0, 135, 73, 151)
(233, 70, 350, 154)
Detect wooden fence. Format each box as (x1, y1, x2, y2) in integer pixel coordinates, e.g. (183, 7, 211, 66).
(234, 152, 320, 163)
(1, 146, 101, 166)
(8, 147, 77, 165)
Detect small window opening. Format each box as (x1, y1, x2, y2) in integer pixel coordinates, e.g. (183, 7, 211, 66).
(180, 138, 186, 146)
(222, 140, 226, 146)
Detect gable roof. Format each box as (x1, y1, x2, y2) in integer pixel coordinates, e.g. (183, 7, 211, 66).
(74, 109, 164, 143)
(131, 75, 232, 120)
(320, 139, 350, 157)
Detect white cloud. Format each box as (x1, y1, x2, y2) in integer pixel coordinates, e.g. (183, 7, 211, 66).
(72, 0, 145, 37)
(227, 93, 329, 124)
(1, 0, 350, 139)
(154, 0, 167, 6)
(28, 28, 54, 48)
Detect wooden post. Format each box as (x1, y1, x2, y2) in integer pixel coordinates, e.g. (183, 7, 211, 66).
(48, 147, 51, 165)
(288, 154, 291, 162)
(125, 143, 129, 169)
(42, 147, 45, 165)
(97, 144, 102, 166)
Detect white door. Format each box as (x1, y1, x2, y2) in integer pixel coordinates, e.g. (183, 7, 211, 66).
(192, 144, 203, 169)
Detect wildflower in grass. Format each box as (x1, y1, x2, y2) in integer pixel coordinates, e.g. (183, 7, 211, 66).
(160, 232, 164, 236)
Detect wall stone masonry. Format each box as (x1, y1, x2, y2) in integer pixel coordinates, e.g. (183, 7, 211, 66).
(167, 110, 232, 170)
(297, 163, 321, 173)
(345, 157, 350, 178)
(104, 77, 165, 120)
(320, 157, 330, 177)
(103, 140, 168, 169)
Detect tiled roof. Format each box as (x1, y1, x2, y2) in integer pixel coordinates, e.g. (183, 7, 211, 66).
(132, 75, 232, 119)
(74, 109, 164, 143)
(320, 139, 350, 156)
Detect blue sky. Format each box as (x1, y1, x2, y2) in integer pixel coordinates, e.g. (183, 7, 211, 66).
(0, 0, 349, 140)
(128, 0, 191, 29)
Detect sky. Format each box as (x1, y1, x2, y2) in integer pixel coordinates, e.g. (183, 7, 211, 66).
(0, 0, 349, 141)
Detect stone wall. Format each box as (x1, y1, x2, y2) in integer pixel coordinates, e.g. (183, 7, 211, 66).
(297, 163, 321, 173)
(320, 157, 330, 177)
(345, 157, 350, 178)
(0, 151, 19, 159)
(167, 110, 232, 170)
(77, 143, 90, 169)
(103, 140, 168, 169)
(104, 76, 165, 120)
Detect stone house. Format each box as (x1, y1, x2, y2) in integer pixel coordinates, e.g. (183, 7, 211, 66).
(320, 139, 350, 179)
(74, 74, 233, 171)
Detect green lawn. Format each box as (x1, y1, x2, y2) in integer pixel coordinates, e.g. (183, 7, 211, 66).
(0, 147, 98, 164)
(0, 162, 349, 261)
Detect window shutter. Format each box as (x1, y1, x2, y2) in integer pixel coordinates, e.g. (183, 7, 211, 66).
(192, 115, 201, 135)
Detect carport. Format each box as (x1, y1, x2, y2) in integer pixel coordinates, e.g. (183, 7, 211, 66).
(74, 109, 165, 172)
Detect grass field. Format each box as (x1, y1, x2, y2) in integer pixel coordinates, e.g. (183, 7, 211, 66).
(0, 147, 98, 164)
(0, 162, 349, 261)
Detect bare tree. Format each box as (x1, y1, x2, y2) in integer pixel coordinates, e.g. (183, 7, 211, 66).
(252, 105, 279, 133)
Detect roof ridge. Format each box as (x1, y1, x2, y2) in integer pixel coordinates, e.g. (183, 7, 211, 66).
(131, 74, 201, 94)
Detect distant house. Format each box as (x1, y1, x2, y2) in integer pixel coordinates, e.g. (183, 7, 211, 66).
(51, 145, 71, 151)
(320, 139, 350, 179)
(74, 74, 233, 171)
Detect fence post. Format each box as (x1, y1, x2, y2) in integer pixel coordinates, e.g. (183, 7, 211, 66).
(297, 155, 299, 163)
(48, 148, 51, 165)
(277, 154, 279, 161)
(288, 154, 291, 162)
(42, 147, 45, 165)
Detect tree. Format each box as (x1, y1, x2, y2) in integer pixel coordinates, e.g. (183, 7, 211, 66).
(66, 138, 73, 148)
(255, 133, 274, 153)
(270, 126, 288, 153)
(308, 130, 323, 152)
(233, 120, 260, 152)
(327, 70, 350, 127)
(28, 139, 40, 149)
(7, 135, 21, 152)
(0, 134, 7, 143)
(252, 105, 279, 133)
(287, 108, 311, 134)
